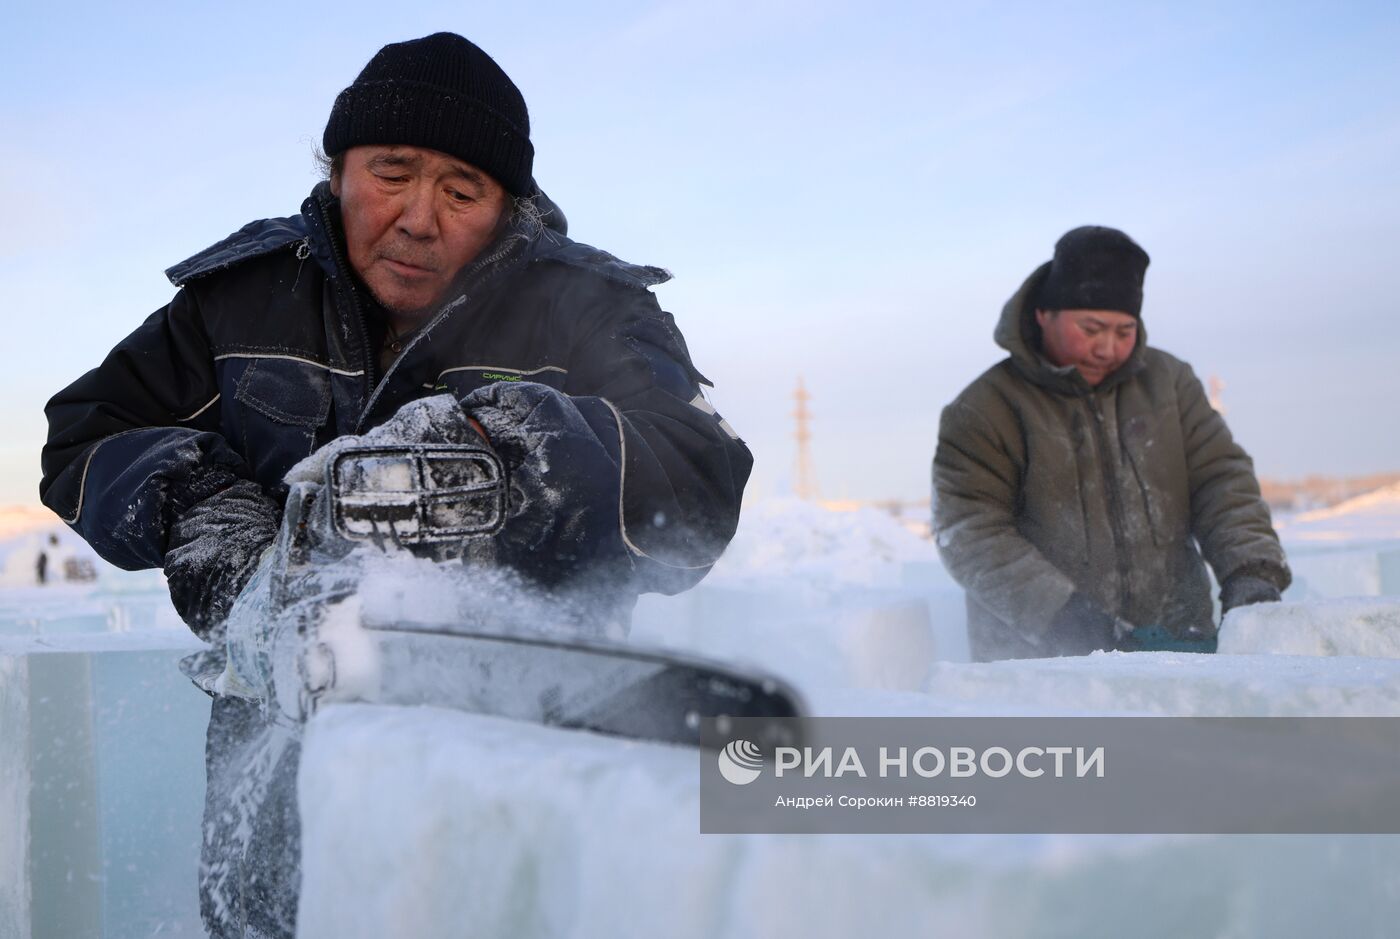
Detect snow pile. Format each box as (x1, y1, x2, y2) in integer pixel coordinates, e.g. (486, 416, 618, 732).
(710, 497, 938, 587)
(1219, 598, 1400, 658)
(1277, 481, 1400, 544)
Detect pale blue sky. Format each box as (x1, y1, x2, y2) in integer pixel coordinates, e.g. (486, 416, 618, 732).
(3, 0, 1397, 505)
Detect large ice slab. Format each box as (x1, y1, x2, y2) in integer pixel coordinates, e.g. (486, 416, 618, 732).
(0, 655, 30, 937)
(0, 633, 209, 939)
(297, 704, 1400, 939)
(296, 598, 1400, 939)
(900, 650, 1400, 716)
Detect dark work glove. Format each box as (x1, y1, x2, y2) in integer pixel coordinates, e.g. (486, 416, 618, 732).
(164, 473, 281, 640)
(460, 381, 620, 585)
(1048, 591, 1117, 656)
(1220, 573, 1282, 615)
(358, 393, 484, 448)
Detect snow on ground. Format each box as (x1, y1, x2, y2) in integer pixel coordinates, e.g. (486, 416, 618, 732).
(1276, 481, 1400, 544)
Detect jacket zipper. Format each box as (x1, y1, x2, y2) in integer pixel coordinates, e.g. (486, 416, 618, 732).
(1084, 392, 1134, 615)
(291, 238, 311, 293)
(351, 232, 528, 433)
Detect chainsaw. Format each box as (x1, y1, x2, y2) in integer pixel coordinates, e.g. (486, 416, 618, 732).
(208, 442, 805, 751)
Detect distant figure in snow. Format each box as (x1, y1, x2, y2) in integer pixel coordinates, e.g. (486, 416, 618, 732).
(933, 226, 1289, 661)
(40, 32, 750, 939)
(35, 533, 56, 585)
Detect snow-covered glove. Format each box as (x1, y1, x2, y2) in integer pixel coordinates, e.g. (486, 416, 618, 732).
(284, 395, 488, 491)
(1220, 572, 1282, 614)
(460, 381, 621, 585)
(1047, 591, 1117, 656)
(358, 393, 486, 447)
(163, 470, 281, 640)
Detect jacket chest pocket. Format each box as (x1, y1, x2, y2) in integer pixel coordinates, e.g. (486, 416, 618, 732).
(229, 357, 333, 490)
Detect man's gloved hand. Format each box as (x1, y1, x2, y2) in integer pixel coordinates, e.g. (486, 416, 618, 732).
(1220, 572, 1282, 615)
(460, 381, 620, 584)
(164, 470, 281, 640)
(1048, 591, 1118, 656)
(362, 393, 487, 447)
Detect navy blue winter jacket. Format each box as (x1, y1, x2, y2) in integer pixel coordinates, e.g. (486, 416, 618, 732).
(41, 184, 751, 600)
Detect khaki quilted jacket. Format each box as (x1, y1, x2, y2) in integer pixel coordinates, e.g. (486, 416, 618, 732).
(933, 262, 1289, 660)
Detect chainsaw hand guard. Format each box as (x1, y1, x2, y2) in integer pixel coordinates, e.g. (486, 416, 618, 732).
(329, 444, 508, 548)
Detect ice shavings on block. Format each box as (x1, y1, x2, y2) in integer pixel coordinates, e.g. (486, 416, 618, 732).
(1219, 597, 1400, 658)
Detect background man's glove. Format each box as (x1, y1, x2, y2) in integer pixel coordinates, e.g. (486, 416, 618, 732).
(460, 381, 621, 585)
(1220, 572, 1282, 614)
(164, 470, 281, 639)
(1048, 591, 1118, 656)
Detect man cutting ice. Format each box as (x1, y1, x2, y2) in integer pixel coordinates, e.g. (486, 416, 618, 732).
(933, 226, 1289, 661)
(41, 32, 750, 938)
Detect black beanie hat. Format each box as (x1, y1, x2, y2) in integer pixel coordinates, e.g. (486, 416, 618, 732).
(323, 32, 534, 197)
(1037, 226, 1151, 318)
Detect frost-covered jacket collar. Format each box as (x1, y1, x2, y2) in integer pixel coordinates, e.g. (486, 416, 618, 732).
(993, 260, 1148, 397)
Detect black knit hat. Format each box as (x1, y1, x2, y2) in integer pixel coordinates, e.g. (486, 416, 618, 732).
(323, 32, 533, 197)
(1037, 226, 1151, 318)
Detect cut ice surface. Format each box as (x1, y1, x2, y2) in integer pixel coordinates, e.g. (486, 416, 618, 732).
(293, 489, 1400, 939)
(1, 633, 208, 938)
(297, 703, 1400, 939)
